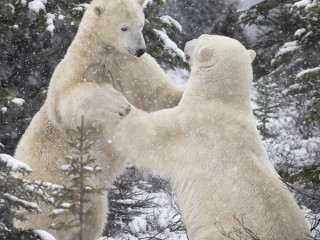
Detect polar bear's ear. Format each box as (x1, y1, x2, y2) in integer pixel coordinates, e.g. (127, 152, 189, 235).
(198, 47, 213, 62)
(248, 49, 256, 63)
(94, 6, 105, 16)
(136, 0, 147, 7)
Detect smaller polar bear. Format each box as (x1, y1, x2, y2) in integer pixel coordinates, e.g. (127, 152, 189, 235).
(112, 35, 311, 239)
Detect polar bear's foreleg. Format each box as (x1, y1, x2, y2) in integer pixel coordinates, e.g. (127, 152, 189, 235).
(57, 82, 131, 129)
(113, 108, 178, 165)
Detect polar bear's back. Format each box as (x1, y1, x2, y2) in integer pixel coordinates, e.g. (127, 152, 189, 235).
(171, 105, 310, 239)
(175, 144, 310, 239)
(211, 107, 309, 238)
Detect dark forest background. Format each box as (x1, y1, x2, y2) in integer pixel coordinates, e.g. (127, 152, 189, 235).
(0, 0, 319, 239)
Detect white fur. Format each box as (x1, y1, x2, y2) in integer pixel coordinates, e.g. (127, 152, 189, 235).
(112, 35, 311, 240)
(14, 0, 182, 239)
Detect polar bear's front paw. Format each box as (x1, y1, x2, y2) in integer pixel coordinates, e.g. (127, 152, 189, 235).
(119, 104, 132, 117)
(102, 88, 132, 122)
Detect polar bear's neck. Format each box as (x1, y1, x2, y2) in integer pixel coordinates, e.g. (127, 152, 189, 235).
(181, 66, 252, 110)
(67, 32, 113, 63)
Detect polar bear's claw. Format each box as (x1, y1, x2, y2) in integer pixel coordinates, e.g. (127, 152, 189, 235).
(118, 105, 131, 117)
(125, 105, 132, 114)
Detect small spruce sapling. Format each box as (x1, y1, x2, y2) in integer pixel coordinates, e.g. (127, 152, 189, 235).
(49, 117, 104, 240)
(0, 154, 54, 240)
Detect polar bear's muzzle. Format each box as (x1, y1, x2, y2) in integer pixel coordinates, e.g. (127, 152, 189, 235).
(127, 32, 146, 57)
(135, 48, 146, 57)
(128, 47, 146, 57)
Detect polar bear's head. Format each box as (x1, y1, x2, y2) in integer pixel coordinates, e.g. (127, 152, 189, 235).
(184, 35, 256, 101)
(85, 0, 146, 57)
(184, 34, 256, 71)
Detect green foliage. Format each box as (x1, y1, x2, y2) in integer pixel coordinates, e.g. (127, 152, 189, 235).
(241, 0, 320, 126)
(104, 166, 186, 239)
(293, 67, 320, 124)
(241, 2, 320, 236)
(240, 0, 319, 140)
(0, 0, 82, 154)
(285, 165, 320, 183)
(143, 1, 187, 69)
(49, 117, 104, 239)
(105, 166, 158, 236)
(253, 76, 280, 139)
(0, 154, 50, 239)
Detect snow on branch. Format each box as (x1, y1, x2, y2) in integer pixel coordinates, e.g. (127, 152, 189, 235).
(11, 97, 25, 106)
(3, 193, 40, 212)
(72, 3, 90, 12)
(28, 0, 47, 14)
(0, 154, 31, 172)
(33, 230, 57, 240)
(275, 41, 300, 57)
(293, 0, 312, 8)
(46, 13, 56, 35)
(292, 0, 317, 9)
(160, 15, 182, 32)
(153, 29, 186, 61)
(296, 66, 320, 79)
(294, 28, 306, 37)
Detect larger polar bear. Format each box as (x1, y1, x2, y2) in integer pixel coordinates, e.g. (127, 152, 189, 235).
(14, 0, 182, 239)
(111, 35, 311, 239)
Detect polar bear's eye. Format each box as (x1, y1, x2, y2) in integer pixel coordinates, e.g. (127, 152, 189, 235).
(121, 27, 128, 32)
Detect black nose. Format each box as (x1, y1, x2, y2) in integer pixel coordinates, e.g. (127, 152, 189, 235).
(136, 49, 145, 57)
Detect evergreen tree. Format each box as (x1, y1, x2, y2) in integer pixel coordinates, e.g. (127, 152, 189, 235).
(252, 76, 281, 139)
(105, 166, 186, 239)
(0, 0, 85, 154)
(0, 154, 54, 240)
(240, 1, 320, 237)
(49, 118, 104, 240)
(143, 0, 186, 69)
(158, 0, 243, 47)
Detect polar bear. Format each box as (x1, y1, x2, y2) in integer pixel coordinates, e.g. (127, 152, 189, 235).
(111, 35, 311, 239)
(14, 0, 182, 239)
